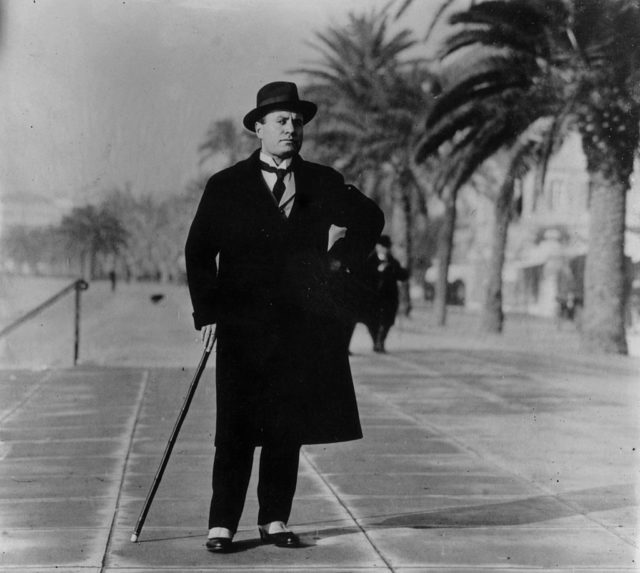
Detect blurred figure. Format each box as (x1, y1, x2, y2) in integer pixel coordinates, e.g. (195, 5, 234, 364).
(363, 235, 408, 353)
(555, 261, 581, 330)
(629, 284, 640, 333)
(108, 269, 117, 292)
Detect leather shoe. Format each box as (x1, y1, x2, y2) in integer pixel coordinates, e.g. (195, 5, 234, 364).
(259, 528, 301, 548)
(206, 537, 233, 553)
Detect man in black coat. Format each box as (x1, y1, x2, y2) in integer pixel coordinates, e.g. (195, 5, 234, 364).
(185, 81, 384, 553)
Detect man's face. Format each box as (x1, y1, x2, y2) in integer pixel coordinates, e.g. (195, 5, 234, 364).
(375, 243, 389, 258)
(255, 110, 304, 161)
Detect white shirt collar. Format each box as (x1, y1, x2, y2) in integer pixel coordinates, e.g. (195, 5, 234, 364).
(260, 152, 292, 171)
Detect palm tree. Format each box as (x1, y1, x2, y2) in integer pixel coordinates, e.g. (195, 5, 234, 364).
(103, 191, 173, 282)
(1, 226, 46, 274)
(402, 0, 640, 351)
(60, 205, 128, 280)
(566, 0, 640, 354)
(101, 187, 146, 280)
(478, 118, 558, 331)
(295, 7, 433, 308)
(199, 118, 255, 168)
(410, 0, 564, 327)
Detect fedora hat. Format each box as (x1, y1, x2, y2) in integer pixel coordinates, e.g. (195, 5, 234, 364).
(243, 81, 317, 132)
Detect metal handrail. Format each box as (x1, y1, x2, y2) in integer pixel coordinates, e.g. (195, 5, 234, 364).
(0, 278, 89, 365)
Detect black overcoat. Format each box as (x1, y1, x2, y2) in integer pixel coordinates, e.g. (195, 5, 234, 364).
(185, 150, 384, 447)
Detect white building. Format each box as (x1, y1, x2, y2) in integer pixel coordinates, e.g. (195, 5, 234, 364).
(456, 133, 640, 317)
(0, 190, 71, 229)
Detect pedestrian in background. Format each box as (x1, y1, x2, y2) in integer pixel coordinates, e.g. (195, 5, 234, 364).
(363, 235, 408, 353)
(185, 81, 383, 553)
(108, 269, 117, 292)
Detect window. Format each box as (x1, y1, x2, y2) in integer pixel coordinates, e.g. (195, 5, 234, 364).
(547, 179, 565, 212)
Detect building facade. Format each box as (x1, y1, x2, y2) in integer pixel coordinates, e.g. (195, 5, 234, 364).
(458, 134, 639, 317)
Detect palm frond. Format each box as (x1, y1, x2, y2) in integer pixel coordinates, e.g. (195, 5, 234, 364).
(438, 122, 517, 196)
(417, 103, 485, 160)
(427, 69, 530, 128)
(422, 0, 460, 42)
(438, 26, 543, 61)
(449, 0, 559, 35)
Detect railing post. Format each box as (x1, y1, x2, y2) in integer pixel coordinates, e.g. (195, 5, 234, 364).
(73, 280, 89, 366)
(0, 278, 90, 365)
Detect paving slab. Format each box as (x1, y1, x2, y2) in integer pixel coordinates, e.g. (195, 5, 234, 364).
(3, 438, 124, 459)
(367, 526, 637, 569)
(393, 569, 636, 573)
(0, 569, 101, 573)
(0, 424, 128, 441)
(0, 528, 110, 568)
(323, 472, 534, 497)
(0, 498, 111, 528)
(302, 453, 498, 475)
(106, 570, 382, 573)
(0, 455, 118, 477)
(0, 472, 115, 500)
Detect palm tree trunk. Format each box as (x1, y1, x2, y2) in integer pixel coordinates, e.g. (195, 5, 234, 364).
(581, 172, 628, 354)
(391, 183, 413, 314)
(90, 248, 97, 281)
(390, 174, 414, 317)
(390, 188, 410, 262)
(434, 189, 457, 326)
(400, 185, 413, 316)
(80, 250, 90, 280)
(481, 172, 515, 333)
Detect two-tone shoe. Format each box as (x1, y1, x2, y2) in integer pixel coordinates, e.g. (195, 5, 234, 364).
(258, 523, 301, 548)
(206, 536, 233, 553)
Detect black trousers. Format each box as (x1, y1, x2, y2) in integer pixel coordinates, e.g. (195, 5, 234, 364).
(208, 442, 300, 533)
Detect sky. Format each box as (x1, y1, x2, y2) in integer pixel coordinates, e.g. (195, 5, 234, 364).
(0, 0, 439, 209)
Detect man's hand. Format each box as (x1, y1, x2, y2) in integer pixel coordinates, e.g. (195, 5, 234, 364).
(201, 324, 216, 352)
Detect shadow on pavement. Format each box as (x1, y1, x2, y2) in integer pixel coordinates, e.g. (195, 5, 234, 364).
(292, 484, 634, 542)
(373, 483, 635, 529)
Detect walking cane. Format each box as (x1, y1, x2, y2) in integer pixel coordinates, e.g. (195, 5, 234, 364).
(130, 332, 216, 543)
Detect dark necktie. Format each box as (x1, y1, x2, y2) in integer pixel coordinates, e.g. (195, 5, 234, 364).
(260, 161, 292, 204)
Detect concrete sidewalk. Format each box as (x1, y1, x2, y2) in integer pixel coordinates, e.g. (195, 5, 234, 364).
(0, 303, 639, 571)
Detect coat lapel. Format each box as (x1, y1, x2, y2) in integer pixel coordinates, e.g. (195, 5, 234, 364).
(287, 155, 312, 223)
(241, 150, 288, 220)
(243, 151, 314, 224)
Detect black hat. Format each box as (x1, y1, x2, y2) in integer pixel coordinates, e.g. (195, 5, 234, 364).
(243, 81, 317, 132)
(377, 235, 392, 248)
